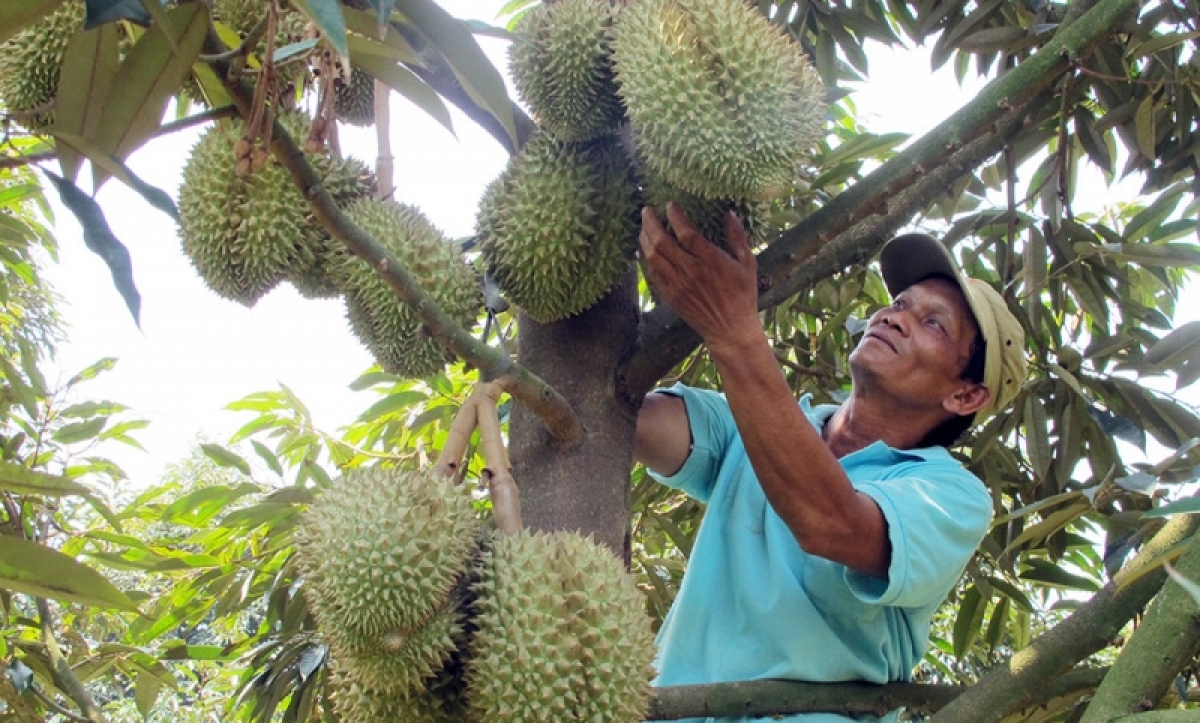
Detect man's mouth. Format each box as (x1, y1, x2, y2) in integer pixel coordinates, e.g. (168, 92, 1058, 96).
(865, 332, 897, 353)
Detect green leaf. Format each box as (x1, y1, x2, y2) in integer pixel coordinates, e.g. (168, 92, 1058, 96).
(51, 132, 179, 220)
(1131, 30, 1200, 58)
(348, 370, 402, 391)
(137, 0, 174, 46)
(395, 0, 517, 146)
(135, 670, 162, 719)
(1100, 243, 1200, 268)
(952, 585, 986, 659)
(1143, 321, 1200, 369)
(0, 0, 67, 45)
(67, 357, 118, 387)
(1144, 493, 1200, 519)
(161, 483, 261, 526)
(41, 171, 141, 325)
(344, 8, 418, 61)
(200, 443, 251, 476)
(1020, 558, 1100, 591)
(92, 2, 208, 169)
(356, 390, 427, 423)
(52, 417, 107, 444)
(1134, 94, 1156, 159)
(293, 0, 348, 58)
(0, 461, 90, 496)
(0, 535, 139, 612)
(350, 50, 454, 136)
(52, 23, 121, 182)
(1124, 184, 1184, 242)
(251, 440, 283, 476)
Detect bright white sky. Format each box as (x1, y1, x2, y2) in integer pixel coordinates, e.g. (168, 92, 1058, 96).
(37, 0, 1196, 487)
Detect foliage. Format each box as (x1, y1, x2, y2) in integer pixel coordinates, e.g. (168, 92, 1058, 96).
(0, 0, 1197, 720)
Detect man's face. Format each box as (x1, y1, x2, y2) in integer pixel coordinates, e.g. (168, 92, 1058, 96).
(848, 277, 981, 414)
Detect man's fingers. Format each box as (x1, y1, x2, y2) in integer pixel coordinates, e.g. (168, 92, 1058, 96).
(723, 210, 754, 266)
(664, 201, 709, 257)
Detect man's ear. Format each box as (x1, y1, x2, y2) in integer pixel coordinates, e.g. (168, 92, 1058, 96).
(943, 382, 991, 418)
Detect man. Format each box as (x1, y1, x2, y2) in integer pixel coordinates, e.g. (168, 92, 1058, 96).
(634, 203, 1027, 722)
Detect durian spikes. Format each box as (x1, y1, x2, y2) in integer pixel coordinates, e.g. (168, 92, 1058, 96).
(611, 0, 826, 201)
(509, 0, 623, 142)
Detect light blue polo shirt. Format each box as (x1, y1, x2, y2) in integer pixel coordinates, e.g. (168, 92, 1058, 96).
(649, 385, 992, 723)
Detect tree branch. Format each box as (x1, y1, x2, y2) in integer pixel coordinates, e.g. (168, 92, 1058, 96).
(928, 513, 1200, 723)
(645, 666, 1110, 720)
(1079, 529, 1200, 720)
(36, 599, 107, 723)
(206, 35, 582, 445)
(617, 0, 1142, 400)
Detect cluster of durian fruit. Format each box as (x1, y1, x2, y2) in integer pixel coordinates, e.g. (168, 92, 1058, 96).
(478, 0, 827, 322)
(295, 467, 657, 722)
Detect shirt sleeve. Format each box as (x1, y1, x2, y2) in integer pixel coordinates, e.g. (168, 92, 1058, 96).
(647, 384, 736, 504)
(846, 466, 993, 609)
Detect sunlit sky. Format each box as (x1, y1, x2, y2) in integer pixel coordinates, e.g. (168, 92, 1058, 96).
(35, 0, 1196, 487)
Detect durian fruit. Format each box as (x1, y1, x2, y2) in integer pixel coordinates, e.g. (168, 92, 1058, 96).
(329, 658, 459, 723)
(290, 152, 376, 299)
(295, 467, 480, 693)
(177, 110, 373, 305)
(334, 198, 482, 379)
(466, 530, 657, 722)
(509, 0, 624, 142)
(334, 68, 376, 127)
(0, 1, 85, 131)
(641, 170, 771, 251)
(212, 0, 309, 92)
(611, 0, 826, 201)
(477, 133, 639, 323)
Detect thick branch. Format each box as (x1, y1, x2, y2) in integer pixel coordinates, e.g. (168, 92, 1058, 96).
(646, 667, 1109, 720)
(1080, 530, 1200, 721)
(1112, 714, 1200, 722)
(206, 37, 581, 445)
(618, 0, 1141, 399)
(929, 514, 1200, 723)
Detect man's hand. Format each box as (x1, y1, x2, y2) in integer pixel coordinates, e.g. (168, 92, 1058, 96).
(638, 203, 762, 353)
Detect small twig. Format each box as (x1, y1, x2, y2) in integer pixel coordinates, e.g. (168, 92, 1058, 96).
(476, 380, 522, 535)
(432, 391, 480, 483)
(29, 688, 91, 723)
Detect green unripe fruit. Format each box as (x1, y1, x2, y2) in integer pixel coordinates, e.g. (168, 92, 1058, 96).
(177, 110, 374, 305)
(335, 198, 481, 379)
(477, 133, 639, 323)
(467, 530, 657, 722)
(296, 467, 480, 693)
(612, 0, 826, 201)
(330, 661, 459, 723)
(0, 1, 85, 131)
(335, 68, 376, 127)
(509, 0, 623, 142)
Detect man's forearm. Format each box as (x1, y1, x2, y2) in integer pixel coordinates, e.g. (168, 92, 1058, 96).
(708, 330, 889, 577)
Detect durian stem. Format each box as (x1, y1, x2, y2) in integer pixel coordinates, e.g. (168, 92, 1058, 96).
(476, 380, 523, 535)
(203, 30, 583, 446)
(433, 391, 480, 483)
(374, 77, 393, 197)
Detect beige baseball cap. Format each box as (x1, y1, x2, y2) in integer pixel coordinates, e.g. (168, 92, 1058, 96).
(879, 234, 1027, 424)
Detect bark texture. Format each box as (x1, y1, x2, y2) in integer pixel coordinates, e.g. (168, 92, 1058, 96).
(928, 514, 1200, 723)
(1081, 529, 1200, 721)
(509, 271, 641, 554)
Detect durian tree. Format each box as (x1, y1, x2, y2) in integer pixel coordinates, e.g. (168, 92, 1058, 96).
(3, 0, 1200, 720)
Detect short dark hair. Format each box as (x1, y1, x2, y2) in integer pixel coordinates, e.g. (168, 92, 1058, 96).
(917, 332, 987, 447)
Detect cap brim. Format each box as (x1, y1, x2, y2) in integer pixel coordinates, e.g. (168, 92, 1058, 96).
(879, 234, 962, 298)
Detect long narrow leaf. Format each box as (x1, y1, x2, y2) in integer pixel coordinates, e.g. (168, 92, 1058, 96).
(0, 535, 140, 612)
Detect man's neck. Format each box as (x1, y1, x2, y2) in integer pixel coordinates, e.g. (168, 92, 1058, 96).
(822, 394, 942, 457)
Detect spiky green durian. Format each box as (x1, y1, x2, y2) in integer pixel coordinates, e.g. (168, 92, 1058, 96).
(212, 0, 309, 94)
(335, 68, 376, 127)
(177, 110, 373, 305)
(334, 198, 481, 379)
(466, 530, 657, 722)
(0, 1, 85, 131)
(640, 171, 771, 251)
(477, 133, 639, 323)
(330, 659, 459, 723)
(611, 0, 825, 201)
(288, 153, 376, 299)
(296, 467, 480, 646)
(509, 0, 623, 142)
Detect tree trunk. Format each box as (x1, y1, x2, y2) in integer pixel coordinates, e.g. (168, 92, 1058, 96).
(1080, 529, 1200, 721)
(509, 270, 641, 556)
